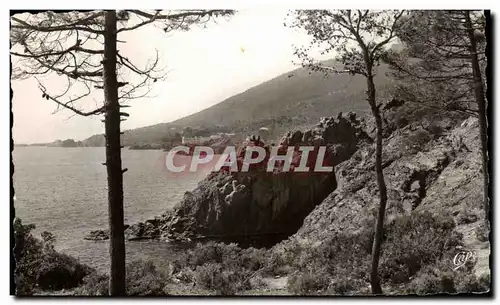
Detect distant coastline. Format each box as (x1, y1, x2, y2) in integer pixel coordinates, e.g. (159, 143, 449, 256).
(14, 139, 103, 148)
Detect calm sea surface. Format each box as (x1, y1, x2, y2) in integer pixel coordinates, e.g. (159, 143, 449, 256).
(13, 147, 207, 273)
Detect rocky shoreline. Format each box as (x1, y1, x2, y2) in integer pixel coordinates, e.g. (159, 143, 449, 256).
(85, 111, 371, 245)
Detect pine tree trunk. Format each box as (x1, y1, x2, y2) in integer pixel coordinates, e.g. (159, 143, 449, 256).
(103, 10, 126, 296)
(465, 11, 489, 224)
(366, 71, 388, 295)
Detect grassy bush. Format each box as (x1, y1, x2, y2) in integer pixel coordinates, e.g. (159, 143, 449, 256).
(281, 230, 372, 295)
(126, 260, 170, 296)
(475, 223, 490, 243)
(35, 251, 92, 291)
(282, 211, 463, 295)
(406, 271, 455, 295)
(237, 247, 268, 271)
(173, 241, 242, 271)
(457, 208, 479, 225)
(401, 129, 433, 153)
(188, 242, 226, 265)
(327, 277, 369, 295)
(175, 266, 195, 283)
(14, 218, 93, 295)
(455, 272, 490, 293)
(74, 260, 170, 296)
(194, 262, 252, 295)
(287, 270, 330, 295)
(379, 211, 462, 283)
(73, 272, 109, 296)
(298, 231, 372, 277)
(405, 258, 489, 295)
(261, 249, 290, 276)
(249, 274, 267, 290)
(403, 258, 458, 295)
(170, 242, 264, 295)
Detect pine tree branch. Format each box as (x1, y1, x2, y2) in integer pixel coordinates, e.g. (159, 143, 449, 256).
(11, 15, 104, 34)
(36, 78, 105, 116)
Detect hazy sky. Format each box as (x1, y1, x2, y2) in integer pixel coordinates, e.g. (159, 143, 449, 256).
(12, 9, 323, 144)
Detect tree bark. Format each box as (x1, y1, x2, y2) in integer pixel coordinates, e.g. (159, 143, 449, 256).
(465, 11, 489, 224)
(366, 69, 388, 295)
(103, 10, 126, 296)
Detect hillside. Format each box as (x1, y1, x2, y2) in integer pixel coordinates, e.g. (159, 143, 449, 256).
(83, 61, 394, 147)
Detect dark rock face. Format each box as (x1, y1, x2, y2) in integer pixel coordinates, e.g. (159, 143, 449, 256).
(125, 222, 160, 240)
(161, 113, 369, 244)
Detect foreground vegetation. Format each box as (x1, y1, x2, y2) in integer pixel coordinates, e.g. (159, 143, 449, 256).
(14, 210, 489, 296)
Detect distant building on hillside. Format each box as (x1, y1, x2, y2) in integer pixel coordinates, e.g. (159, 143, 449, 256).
(181, 133, 239, 146)
(258, 127, 270, 142)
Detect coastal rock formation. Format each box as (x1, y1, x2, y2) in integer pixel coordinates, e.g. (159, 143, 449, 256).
(158, 112, 371, 244)
(84, 229, 110, 241)
(84, 223, 160, 241)
(86, 113, 371, 244)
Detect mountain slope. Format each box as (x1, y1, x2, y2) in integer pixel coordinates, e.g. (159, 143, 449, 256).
(83, 61, 394, 147)
(173, 62, 392, 127)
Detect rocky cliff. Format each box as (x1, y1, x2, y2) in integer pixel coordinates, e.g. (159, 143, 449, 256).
(86, 112, 371, 245)
(287, 103, 482, 238)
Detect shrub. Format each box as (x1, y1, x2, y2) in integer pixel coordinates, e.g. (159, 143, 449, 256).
(174, 241, 242, 270)
(475, 223, 490, 243)
(74, 260, 170, 296)
(14, 274, 33, 296)
(261, 249, 290, 276)
(175, 266, 195, 283)
(13, 218, 93, 295)
(73, 272, 109, 296)
(14, 219, 42, 295)
(36, 251, 92, 290)
(189, 242, 226, 265)
(299, 231, 372, 279)
(426, 122, 444, 137)
(405, 258, 458, 295)
(394, 116, 409, 129)
(281, 210, 463, 295)
(126, 260, 170, 296)
(402, 129, 432, 153)
(455, 272, 490, 293)
(405, 251, 489, 295)
(171, 241, 271, 294)
(457, 208, 479, 225)
(327, 277, 368, 295)
(282, 230, 372, 296)
(379, 211, 462, 282)
(40, 231, 56, 251)
(406, 271, 454, 295)
(287, 271, 330, 295)
(237, 248, 267, 271)
(249, 274, 267, 290)
(194, 262, 251, 295)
